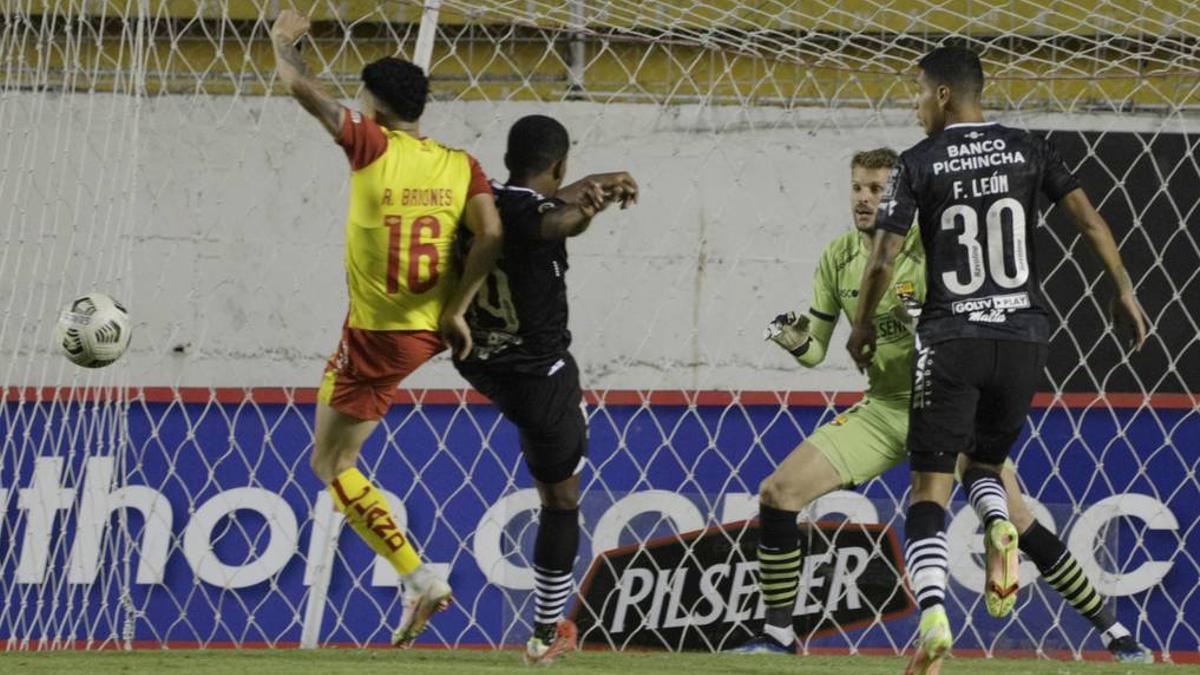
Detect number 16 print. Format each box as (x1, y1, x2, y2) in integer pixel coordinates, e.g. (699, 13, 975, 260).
(385, 214, 441, 294)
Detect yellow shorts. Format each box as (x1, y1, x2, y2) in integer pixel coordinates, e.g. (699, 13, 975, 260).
(805, 397, 1017, 487)
(805, 398, 909, 487)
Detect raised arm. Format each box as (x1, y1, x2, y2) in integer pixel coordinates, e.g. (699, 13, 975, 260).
(271, 10, 341, 137)
(1058, 188, 1147, 350)
(440, 193, 503, 359)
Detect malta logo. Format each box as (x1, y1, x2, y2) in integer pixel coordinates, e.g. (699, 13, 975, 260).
(571, 520, 913, 651)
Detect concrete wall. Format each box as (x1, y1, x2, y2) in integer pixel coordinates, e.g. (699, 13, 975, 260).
(1, 93, 1191, 391)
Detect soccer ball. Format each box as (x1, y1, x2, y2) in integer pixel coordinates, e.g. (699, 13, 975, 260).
(55, 293, 132, 368)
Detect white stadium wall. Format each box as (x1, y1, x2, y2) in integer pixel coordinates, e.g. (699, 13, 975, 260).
(9, 94, 1188, 392)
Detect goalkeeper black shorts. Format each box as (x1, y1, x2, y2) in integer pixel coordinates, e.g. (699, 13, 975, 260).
(907, 338, 1048, 473)
(458, 352, 587, 484)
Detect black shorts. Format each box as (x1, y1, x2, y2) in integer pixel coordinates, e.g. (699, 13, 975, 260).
(907, 338, 1048, 473)
(457, 353, 587, 484)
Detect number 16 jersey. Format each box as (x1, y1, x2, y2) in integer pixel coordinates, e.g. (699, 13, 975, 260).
(338, 109, 491, 331)
(874, 121, 1079, 346)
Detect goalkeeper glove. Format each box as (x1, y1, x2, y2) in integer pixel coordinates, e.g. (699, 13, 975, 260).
(764, 311, 812, 356)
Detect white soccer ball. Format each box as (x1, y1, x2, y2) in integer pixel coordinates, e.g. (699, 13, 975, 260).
(55, 292, 132, 368)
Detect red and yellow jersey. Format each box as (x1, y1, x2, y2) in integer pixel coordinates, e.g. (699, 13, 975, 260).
(336, 109, 491, 331)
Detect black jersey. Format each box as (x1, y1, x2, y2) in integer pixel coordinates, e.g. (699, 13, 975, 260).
(875, 122, 1080, 345)
(455, 181, 571, 375)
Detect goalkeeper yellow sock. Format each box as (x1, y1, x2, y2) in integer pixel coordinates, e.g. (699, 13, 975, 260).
(329, 467, 422, 576)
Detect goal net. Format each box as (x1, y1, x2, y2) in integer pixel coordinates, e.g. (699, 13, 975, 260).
(1, 0, 1197, 659)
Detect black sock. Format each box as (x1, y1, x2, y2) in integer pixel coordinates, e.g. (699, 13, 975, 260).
(1020, 520, 1120, 635)
(533, 506, 579, 639)
(757, 503, 802, 629)
(905, 501, 949, 611)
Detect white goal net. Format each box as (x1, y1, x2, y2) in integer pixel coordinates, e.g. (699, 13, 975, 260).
(1, 0, 1197, 660)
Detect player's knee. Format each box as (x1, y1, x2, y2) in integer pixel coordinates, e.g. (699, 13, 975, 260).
(309, 441, 354, 485)
(759, 472, 800, 510)
(542, 490, 578, 511)
(309, 446, 344, 484)
(910, 470, 954, 504)
(308, 451, 333, 484)
(538, 477, 580, 510)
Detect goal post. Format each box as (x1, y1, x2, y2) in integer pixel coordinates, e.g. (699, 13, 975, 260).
(1, 0, 1198, 659)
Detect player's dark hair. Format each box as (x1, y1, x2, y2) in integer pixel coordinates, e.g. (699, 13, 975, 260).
(851, 147, 898, 170)
(361, 57, 428, 122)
(918, 46, 984, 101)
(505, 115, 570, 179)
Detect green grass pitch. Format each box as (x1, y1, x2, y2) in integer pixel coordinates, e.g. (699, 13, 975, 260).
(1, 650, 1194, 674)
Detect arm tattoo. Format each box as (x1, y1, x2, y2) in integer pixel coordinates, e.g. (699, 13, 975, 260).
(274, 38, 341, 135)
(273, 39, 311, 78)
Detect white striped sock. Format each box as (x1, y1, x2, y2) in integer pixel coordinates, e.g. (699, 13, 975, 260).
(967, 476, 1009, 526)
(905, 533, 949, 609)
(534, 565, 574, 625)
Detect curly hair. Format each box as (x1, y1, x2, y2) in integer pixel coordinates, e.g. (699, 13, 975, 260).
(361, 57, 429, 122)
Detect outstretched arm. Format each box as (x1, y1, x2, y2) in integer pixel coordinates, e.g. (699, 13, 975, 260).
(541, 178, 605, 239)
(847, 230, 905, 372)
(272, 10, 341, 137)
(544, 171, 639, 239)
(1058, 188, 1147, 350)
(557, 172, 639, 209)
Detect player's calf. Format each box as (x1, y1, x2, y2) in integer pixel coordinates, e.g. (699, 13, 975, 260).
(750, 429, 865, 653)
(531, 501, 580, 650)
(1019, 520, 1153, 662)
(526, 452, 584, 660)
(315, 403, 449, 643)
(330, 464, 451, 646)
(751, 503, 802, 650)
(904, 499, 952, 673)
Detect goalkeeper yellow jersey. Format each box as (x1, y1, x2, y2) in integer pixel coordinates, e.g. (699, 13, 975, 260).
(808, 228, 926, 402)
(336, 109, 491, 331)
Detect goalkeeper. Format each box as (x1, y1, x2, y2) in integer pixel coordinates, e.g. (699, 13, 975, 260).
(744, 148, 1151, 663)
